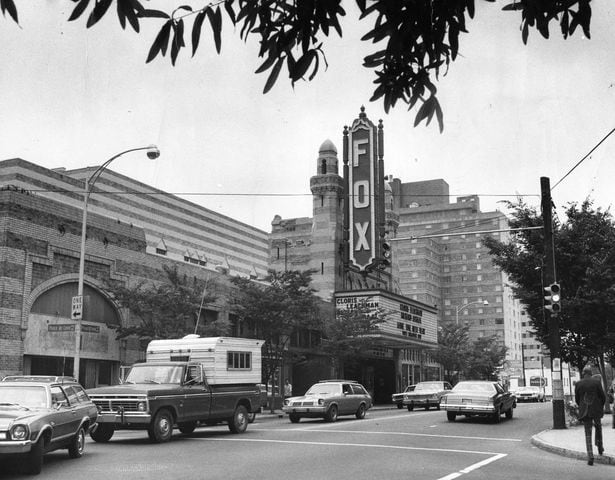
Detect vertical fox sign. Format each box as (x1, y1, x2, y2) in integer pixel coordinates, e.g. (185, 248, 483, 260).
(344, 107, 383, 272)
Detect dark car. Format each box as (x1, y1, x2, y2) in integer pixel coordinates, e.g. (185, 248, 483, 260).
(403, 381, 452, 411)
(282, 380, 372, 423)
(392, 385, 415, 409)
(0, 376, 98, 475)
(440, 380, 516, 423)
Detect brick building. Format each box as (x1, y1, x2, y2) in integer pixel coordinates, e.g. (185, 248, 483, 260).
(0, 158, 268, 387)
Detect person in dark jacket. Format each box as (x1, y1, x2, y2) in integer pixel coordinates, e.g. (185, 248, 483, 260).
(574, 366, 606, 465)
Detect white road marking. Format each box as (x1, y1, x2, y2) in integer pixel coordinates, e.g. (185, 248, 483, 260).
(437, 453, 508, 480)
(189, 436, 505, 456)
(252, 427, 522, 443)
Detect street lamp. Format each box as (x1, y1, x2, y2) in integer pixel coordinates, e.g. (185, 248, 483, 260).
(73, 145, 160, 381)
(455, 300, 489, 325)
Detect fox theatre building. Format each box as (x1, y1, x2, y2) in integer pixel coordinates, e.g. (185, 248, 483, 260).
(332, 108, 440, 404)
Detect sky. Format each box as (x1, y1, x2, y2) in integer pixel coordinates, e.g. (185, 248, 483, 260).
(1, 1, 614, 232)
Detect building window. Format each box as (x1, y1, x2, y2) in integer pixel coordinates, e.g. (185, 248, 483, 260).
(227, 351, 252, 370)
(156, 248, 167, 256)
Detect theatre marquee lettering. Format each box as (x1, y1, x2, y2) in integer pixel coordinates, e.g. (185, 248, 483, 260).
(336, 297, 379, 310)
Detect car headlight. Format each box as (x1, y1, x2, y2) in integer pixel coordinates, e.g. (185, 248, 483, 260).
(137, 402, 147, 412)
(283, 399, 289, 406)
(10, 424, 29, 441)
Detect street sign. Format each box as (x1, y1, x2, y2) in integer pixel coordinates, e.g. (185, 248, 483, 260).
(71, 295, 83, 320)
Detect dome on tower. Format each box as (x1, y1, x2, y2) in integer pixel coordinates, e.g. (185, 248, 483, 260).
(319, 139, 337, 155)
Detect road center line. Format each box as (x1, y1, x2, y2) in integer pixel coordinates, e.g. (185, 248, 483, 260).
(437, 453, 508, 480)
(252, 427, 522, 443)
(189, 436, 505, 456)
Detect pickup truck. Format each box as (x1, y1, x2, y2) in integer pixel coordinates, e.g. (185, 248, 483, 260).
(87, 336, 263, 443)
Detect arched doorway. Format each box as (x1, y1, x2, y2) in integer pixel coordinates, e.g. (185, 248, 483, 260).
(24, 282, 122, 388)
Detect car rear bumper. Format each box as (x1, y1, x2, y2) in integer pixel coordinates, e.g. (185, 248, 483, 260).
(443, 404, 496, 414)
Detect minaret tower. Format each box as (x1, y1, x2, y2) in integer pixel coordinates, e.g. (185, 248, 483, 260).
(309, 139, 345, 299)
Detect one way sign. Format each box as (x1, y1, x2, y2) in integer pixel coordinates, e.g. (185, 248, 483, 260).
(71, 295, 83, 320)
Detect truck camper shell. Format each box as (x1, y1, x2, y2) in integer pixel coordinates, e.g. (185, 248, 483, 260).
(146, 336, 263, 385)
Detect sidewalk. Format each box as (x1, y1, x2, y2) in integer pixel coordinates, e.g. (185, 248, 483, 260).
(531, 423, 615, 465)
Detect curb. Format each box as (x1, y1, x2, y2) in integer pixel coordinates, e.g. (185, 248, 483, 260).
(531, 430, 615, 466)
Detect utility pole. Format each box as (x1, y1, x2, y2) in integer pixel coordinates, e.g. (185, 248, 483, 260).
(540, 176, 566, 429)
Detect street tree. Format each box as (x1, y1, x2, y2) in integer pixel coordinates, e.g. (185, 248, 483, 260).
(105, 264, 227, 344)
(465, 335, 508, 380)
(0, 0, 594, 131)
(433, 322, 471, 385)
(321, 303, 386, 379)
(230, 269, 323, 387)
(483, 198, 615, 377)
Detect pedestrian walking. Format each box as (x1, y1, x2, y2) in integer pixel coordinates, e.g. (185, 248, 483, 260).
(574, 366, 606, 465)
(284, 379, 292, 398)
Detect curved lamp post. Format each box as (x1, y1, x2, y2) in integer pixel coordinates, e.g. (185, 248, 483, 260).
(73, 145, 160, 381)
(455, 300, 489, 325)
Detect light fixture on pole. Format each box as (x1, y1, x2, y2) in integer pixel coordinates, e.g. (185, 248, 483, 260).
(73, 145, 160, 382)
(455, 300, 489, 325)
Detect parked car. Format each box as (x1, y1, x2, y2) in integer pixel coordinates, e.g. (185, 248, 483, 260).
(392, 385, 415, 408)
(440, 380, 516, 423)
(403, 381, 452, 411)
(282, 380, 372, 423)
(0, 375, 98, 475)
(513, 386, 545, 402)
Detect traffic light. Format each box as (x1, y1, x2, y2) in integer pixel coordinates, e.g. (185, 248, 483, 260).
(381, 240, 392, 266)
(544, 283, 561, 314)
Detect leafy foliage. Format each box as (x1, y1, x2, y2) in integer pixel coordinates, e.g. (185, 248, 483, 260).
(230, 269, 323, 384)
(321, 303, 387, 377)
(105, 264, 227, 343)
(465, 335, 508, 380)
(434, 323, 507, 383)
(433, 322, 471, 384)
(2, 0, 594, 131)
(483, 198, 615, 373)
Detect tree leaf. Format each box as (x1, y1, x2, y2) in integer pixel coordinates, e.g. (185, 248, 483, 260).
(224, 0, 236, 24)
(1, 0, 19, 23)
(192, 10, 206, 57)
(206, 7, 223, 54)
(140, 9, 170, 19)
(68, 0, 90, 22)
(263, 57, 284, 94)
(86, 0, 113, 28)
(146, 20, 172, 63)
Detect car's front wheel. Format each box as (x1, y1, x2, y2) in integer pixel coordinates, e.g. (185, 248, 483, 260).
(148, 409, 174, 443)
(289, 413, 301, 423)
(68, 426, 86, 458)
(492, 407, 502, 424)
(325, 405, 338, 422)
(90, 424, 115, 443)
(446, 411, 456, 422)
(24, 436, 44, 475)
(397, 403, 403, 409)
(355, 403, 366, 419)
(505, 406, 514, 420)
(406, 404, 414, 412)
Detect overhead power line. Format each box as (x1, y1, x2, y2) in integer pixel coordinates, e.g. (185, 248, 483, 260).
(552, 127, 615, 190)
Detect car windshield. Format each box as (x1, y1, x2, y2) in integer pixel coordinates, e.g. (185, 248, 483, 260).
(452, 382, 496, 394)
(0, 386, 47, 408)
(518, 387, 538, 392)
(415, 383, 440, 391)
(125, 365, 184, 384)
(306, 384, 341, 395)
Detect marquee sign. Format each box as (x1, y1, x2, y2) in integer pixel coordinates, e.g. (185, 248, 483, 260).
(335, 290, 438, 345)
(347, 114, 378, 271)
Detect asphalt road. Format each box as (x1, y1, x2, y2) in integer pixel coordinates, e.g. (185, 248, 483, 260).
(1, 403, 611, 479)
